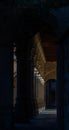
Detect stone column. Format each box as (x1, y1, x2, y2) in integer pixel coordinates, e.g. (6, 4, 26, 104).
(0, 45, 13, 130)
(63, 38, 69, 130)
(57, 37, 69, 130)
(46, 81, 50, 109)
(14, 39, 37, 123)
(34, 68, 39, 114)
(57, 43, 64, 130)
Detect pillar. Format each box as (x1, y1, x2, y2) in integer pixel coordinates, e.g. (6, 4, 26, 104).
(14, 39, 37, 123)
(57, 37, 69, 130)
(0, 45, 13, 130)
(63, 38, 69, 130)
(57, 43, 64, 130)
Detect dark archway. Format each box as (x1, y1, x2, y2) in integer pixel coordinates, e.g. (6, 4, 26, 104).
(13, 6, 57, 123)
(1, 2, 69, 129)
(45, 79, 56, 109)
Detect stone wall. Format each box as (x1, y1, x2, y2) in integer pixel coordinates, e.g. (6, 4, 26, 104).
(33, 34, 56, 109)
(45, 61, 56, 81)
(13, 34, 56, 109)
(33, 34, 46, 109)
(33, 33, 46, 80)
(34, 68, 45, 110)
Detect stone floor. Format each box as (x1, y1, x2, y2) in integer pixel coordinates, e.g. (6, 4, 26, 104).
(15, 109, 57, 130)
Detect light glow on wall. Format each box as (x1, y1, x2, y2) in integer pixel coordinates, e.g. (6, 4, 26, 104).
(34, 67, 45, 85)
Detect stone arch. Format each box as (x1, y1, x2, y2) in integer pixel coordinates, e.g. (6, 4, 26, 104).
(45, 61, 56, 82)
(45, 69, 56, 82)
(45, 78, 56, 109)
(44, 61, 56, 108)
(14, 6, 57, 123)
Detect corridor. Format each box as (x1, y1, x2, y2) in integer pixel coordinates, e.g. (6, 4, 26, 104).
(0, 1, 69, 130)
(15, 109, 57, 130)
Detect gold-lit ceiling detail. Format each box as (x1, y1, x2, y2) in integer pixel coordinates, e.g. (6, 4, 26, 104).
(33, 33, 46, 80)
(33, 33, 56, 81)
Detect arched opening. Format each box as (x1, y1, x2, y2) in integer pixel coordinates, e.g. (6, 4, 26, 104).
(25, 27, 57, 129)
(12, 5, 58, 130)
(1, 2, 69, 130)
(32, 20, 57, 113)
(45, 79, 56, 109)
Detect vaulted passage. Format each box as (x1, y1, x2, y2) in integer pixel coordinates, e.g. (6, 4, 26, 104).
(13, 28, 57, 130)
(0, 2, 69, 130)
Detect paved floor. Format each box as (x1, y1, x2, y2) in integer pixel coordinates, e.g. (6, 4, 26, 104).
(15, 109, 57, 130)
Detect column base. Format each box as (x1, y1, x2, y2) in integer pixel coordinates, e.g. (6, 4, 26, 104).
(14, 98, 38, 124)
